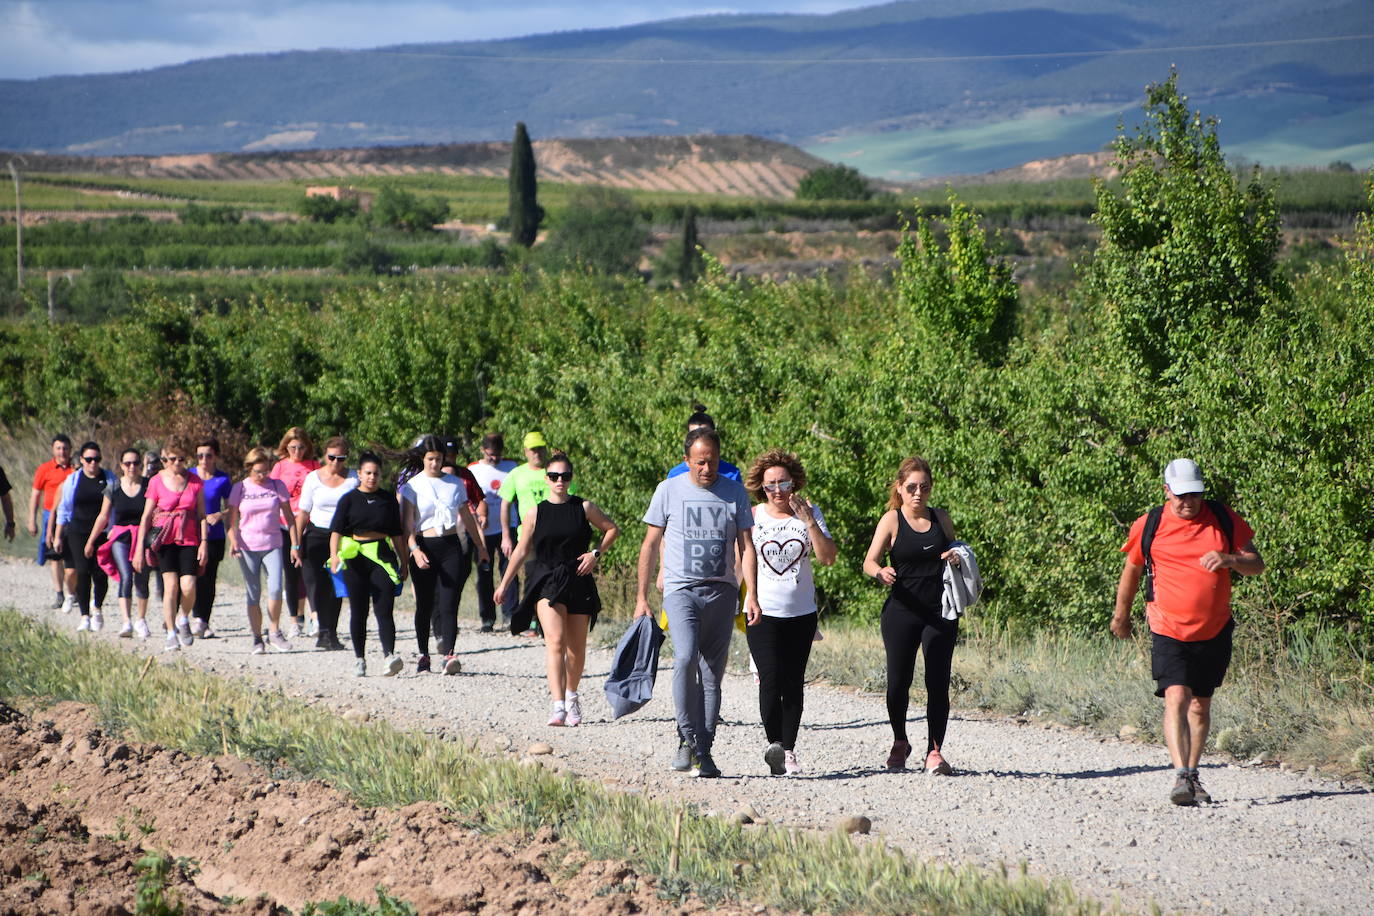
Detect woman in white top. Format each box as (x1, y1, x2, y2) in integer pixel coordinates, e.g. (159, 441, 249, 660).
(294, 436, 358, 651)
(744, 449, 835, 776)
(400, 435, 488, 675)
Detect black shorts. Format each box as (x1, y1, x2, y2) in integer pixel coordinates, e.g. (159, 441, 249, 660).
(156, 543, 200, 578)
(1151, 618, 1234, 698)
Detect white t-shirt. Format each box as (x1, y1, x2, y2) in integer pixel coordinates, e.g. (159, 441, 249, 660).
(467, 459, 518, 536)
(400, 473, 466, 539)
(298, 470, 358, 529)
(751, 503, 830, 617)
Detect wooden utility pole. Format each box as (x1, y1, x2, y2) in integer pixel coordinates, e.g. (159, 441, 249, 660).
(7, 157, 24, 292)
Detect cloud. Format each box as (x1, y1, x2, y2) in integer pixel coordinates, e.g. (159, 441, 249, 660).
(0, 0, 861, 79)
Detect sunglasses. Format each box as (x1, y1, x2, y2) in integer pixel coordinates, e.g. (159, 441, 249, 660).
(904, 482, 932, 494)
(762, 481, 794, 493)
(121, 460, 138, 467)
(196, 451, 215, 459)
(81, 455, 101, 463)
(546, 471, 573, 482)
(326, 454, 348, 462)
(161, 455, 185, 463)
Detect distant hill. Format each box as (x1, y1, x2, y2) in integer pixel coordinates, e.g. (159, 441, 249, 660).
(2, 0, 1371, 176)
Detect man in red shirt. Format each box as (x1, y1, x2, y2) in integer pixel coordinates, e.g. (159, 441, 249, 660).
(28, 434, 77, 610)
(1112, 458, 1264, 806)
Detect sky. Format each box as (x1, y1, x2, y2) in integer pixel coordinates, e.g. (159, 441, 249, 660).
(0, 0, 860, 80)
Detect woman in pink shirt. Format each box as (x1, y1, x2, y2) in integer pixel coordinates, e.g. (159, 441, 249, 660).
(269, 426, 320, 638)
(228, 446, 298, 655)
(134, 436, 207, 653)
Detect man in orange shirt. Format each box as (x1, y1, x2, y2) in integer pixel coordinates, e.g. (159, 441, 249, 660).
(28, 434, 77, 611)
(1112, 458, 1264, 806)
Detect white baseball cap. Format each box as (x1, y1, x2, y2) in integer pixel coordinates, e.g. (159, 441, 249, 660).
(1163, 458, 1206, 495)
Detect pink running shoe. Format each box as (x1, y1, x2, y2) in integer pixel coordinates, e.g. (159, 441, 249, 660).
(925, 748, 953, 776)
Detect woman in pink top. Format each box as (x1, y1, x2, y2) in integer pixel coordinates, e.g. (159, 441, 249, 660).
(228, 446, 298, 655)
(269, 426, 320, 637)
(134, 436, 207, 653)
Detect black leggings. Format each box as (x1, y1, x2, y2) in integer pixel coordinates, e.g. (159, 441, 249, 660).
(343, 550, 398, 659)
(282, 528, 318, 621)
(745, 611, 817, 750)
(192, 538, 226, 623)
(65, 528, 108, 615)
(881, 600, 958, 753)
(475, 531, 517, 624)
(412, 533, 464, 656)
(303, 526, 341, 634)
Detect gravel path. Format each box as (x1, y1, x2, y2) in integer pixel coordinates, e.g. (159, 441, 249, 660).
(4, 555, 1372, 914)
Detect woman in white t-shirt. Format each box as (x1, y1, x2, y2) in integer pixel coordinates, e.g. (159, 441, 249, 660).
(294, 436, 358, 651)
(400, 435, 488, 675)
(744, 449, 836, 776)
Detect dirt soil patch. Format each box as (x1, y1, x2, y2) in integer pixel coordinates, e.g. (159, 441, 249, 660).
(0, 700, 744, 915)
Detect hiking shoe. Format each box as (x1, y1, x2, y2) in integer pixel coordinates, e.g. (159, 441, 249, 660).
(76, 615, 92, 632)
(251, 638, 266, 655)
(764, 741, 786, 776)
(1170, 773, 1196, 806)
(925, 749, 953, 776)
(548, 707, 567, 727)
(693, 752, 722, 779)
(61, 595, 75, 615)
(885, 740, 912, 772)
(565, 694, 582, 726)
(354, 658, 366, 677)
(51, 592, 64, 610)
(267, 630, 292, 653)
(383, 654, 404, 677)
(163, 632, 180, 653)
(784, 749, 801, 775)
(189, 616, 206, 637)
(134, 619, 151, 639)
(1189, 772, 1212, 804)
(415, 654, 431, 673)
(118, 620, 134, 638)
(91, 611, 104, 631)
(671, 740, 695, 772)
(175, 617, 194, 647)
(442, 654, 462, 676)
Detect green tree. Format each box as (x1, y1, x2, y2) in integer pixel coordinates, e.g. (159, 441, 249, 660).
(180, 203, 242, 225)
(795, 164, 872, 201)
(373, 186, 449, 232)
(1085, 70, 1286, 379)
(540, 187, 647, 275)
(508, 122, 544, 247)
(678, 205, 704, 284)
(298, 194, 361, 223)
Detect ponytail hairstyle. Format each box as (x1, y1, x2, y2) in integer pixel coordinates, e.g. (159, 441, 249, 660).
(886, 455, 933, 510)
(686, 404, 716, 431)
(546, 450, 573, 475)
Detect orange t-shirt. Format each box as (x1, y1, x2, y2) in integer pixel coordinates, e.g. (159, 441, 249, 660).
(1121, 503, 1254, 642)
(31, 459, 76, 511)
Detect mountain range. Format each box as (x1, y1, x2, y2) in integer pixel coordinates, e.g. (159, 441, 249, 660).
(2, 0, 1371, 178)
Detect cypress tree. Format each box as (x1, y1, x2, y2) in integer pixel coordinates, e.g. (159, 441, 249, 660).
(507, 122, 543, 248)
(678, 205, 703, 284)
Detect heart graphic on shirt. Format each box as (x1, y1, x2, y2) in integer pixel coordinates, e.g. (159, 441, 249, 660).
(760, 538, 806, 576)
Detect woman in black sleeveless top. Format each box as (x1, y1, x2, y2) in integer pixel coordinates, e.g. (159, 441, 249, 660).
(863, 455, 962, 775)
(497, 452, 619, 727)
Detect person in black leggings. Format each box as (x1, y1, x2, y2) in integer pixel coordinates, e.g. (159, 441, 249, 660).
(329, 452, 408, 677)
(190, 437, 231, 637)
(862, 455, 963, 775)
(52, 441, 113, 630)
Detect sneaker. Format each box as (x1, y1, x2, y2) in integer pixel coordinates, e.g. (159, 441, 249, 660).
(118, 620, 134, 638)
(201, 627, 216, 639)
(175, 618, 194, 647)
(565, 694, 582, 727)
(267, 630, 292, 653)
(134, 619, 151, 639)
(764, 741, 786, 776)
(885, 740, 912, 772)
(354, 658, 366, 677)
(91, 612, 104, 631)
(479, 623, 494, 633)
(1170, 772, 1196, 806)
(163, 633, 180, 653)
(925, 749, 953, 775)
(547, 707, 567, 727)
(251, 638, 266, 655)
(383, 654, 403, 677)
(784, 749, 801, 775)
(442, 654, 462, 676)
(287, 620, 303, 640)
(415, 654, 431, 673)
(306, 618, 319, 637)
(76, 616, 92, 632)
(693, 752, 722, 779)
(61, 595, 75, 615)
(51, 593, 63, 610)
(324, 631, 346, 652)
(670, 740, 695, 772)
(189, 617, 205, 637)
(1189, 771, 1212, 804)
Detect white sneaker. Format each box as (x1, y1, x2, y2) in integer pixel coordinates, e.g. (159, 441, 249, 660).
(163, 633, 180, 653)
(76, 616, 92, 632)
(62, 595, 75, 615)
(133, 619, 151, 639)
(565, 694, 582, 726)
(175, 617, 194, 647)
(354, 658, 366, 677)
(189, 617, 205, 637)
(118, 620, 134, 638)
(383, 654, 404, 677)
(306, 618, 319, 637)
(90, 612, 103, 632)
(287, 621, 303, 640)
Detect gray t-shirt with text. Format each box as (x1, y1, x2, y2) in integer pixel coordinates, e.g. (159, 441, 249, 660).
(643, 473, 753, 592)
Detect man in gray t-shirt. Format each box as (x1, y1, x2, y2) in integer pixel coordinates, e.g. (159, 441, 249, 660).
(636, 428, 760, 778)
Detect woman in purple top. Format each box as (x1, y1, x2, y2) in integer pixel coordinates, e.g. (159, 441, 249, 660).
(190, 436, 231, 638)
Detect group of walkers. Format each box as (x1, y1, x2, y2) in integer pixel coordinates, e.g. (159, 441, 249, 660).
(6, 408, 1263, 803)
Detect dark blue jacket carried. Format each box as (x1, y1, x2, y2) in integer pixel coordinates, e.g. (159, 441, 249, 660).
(603, 615, 666, 719)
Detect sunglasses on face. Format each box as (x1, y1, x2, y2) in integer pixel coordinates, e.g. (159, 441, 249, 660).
(81, 455, 101, 463)
(326, 454, 347, 462)
(904, 482, 932, 494)
(162, 455, 184, 463)
(546, 471, 573, 482)
(762, 481, 794, 493)
(121, 460, 138, 467)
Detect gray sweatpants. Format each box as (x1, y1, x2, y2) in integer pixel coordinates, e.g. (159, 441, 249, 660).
(664, 581, 737, 754)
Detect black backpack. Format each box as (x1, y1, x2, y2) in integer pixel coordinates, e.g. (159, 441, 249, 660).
(1141, 500, 1234, 602)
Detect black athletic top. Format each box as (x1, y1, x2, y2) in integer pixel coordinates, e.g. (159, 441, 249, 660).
(69, 472, 108, 532)
(106, 478, 149, 527)
(331, 488, 403, 538)
(531, 496, 593, 569)
(885, 507, 949, 614)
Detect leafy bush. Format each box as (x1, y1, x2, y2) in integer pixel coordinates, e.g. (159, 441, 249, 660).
(179, 203, 242, 226)
(539, 187, 648, 275)
(796, 164, 873, 201)
(373, 185, 450, 232)
(299, 193, 362, 223)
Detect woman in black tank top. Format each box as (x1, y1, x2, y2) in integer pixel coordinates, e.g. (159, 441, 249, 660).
(496, 453, 620, 727)
(863, 455, 962, 776)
